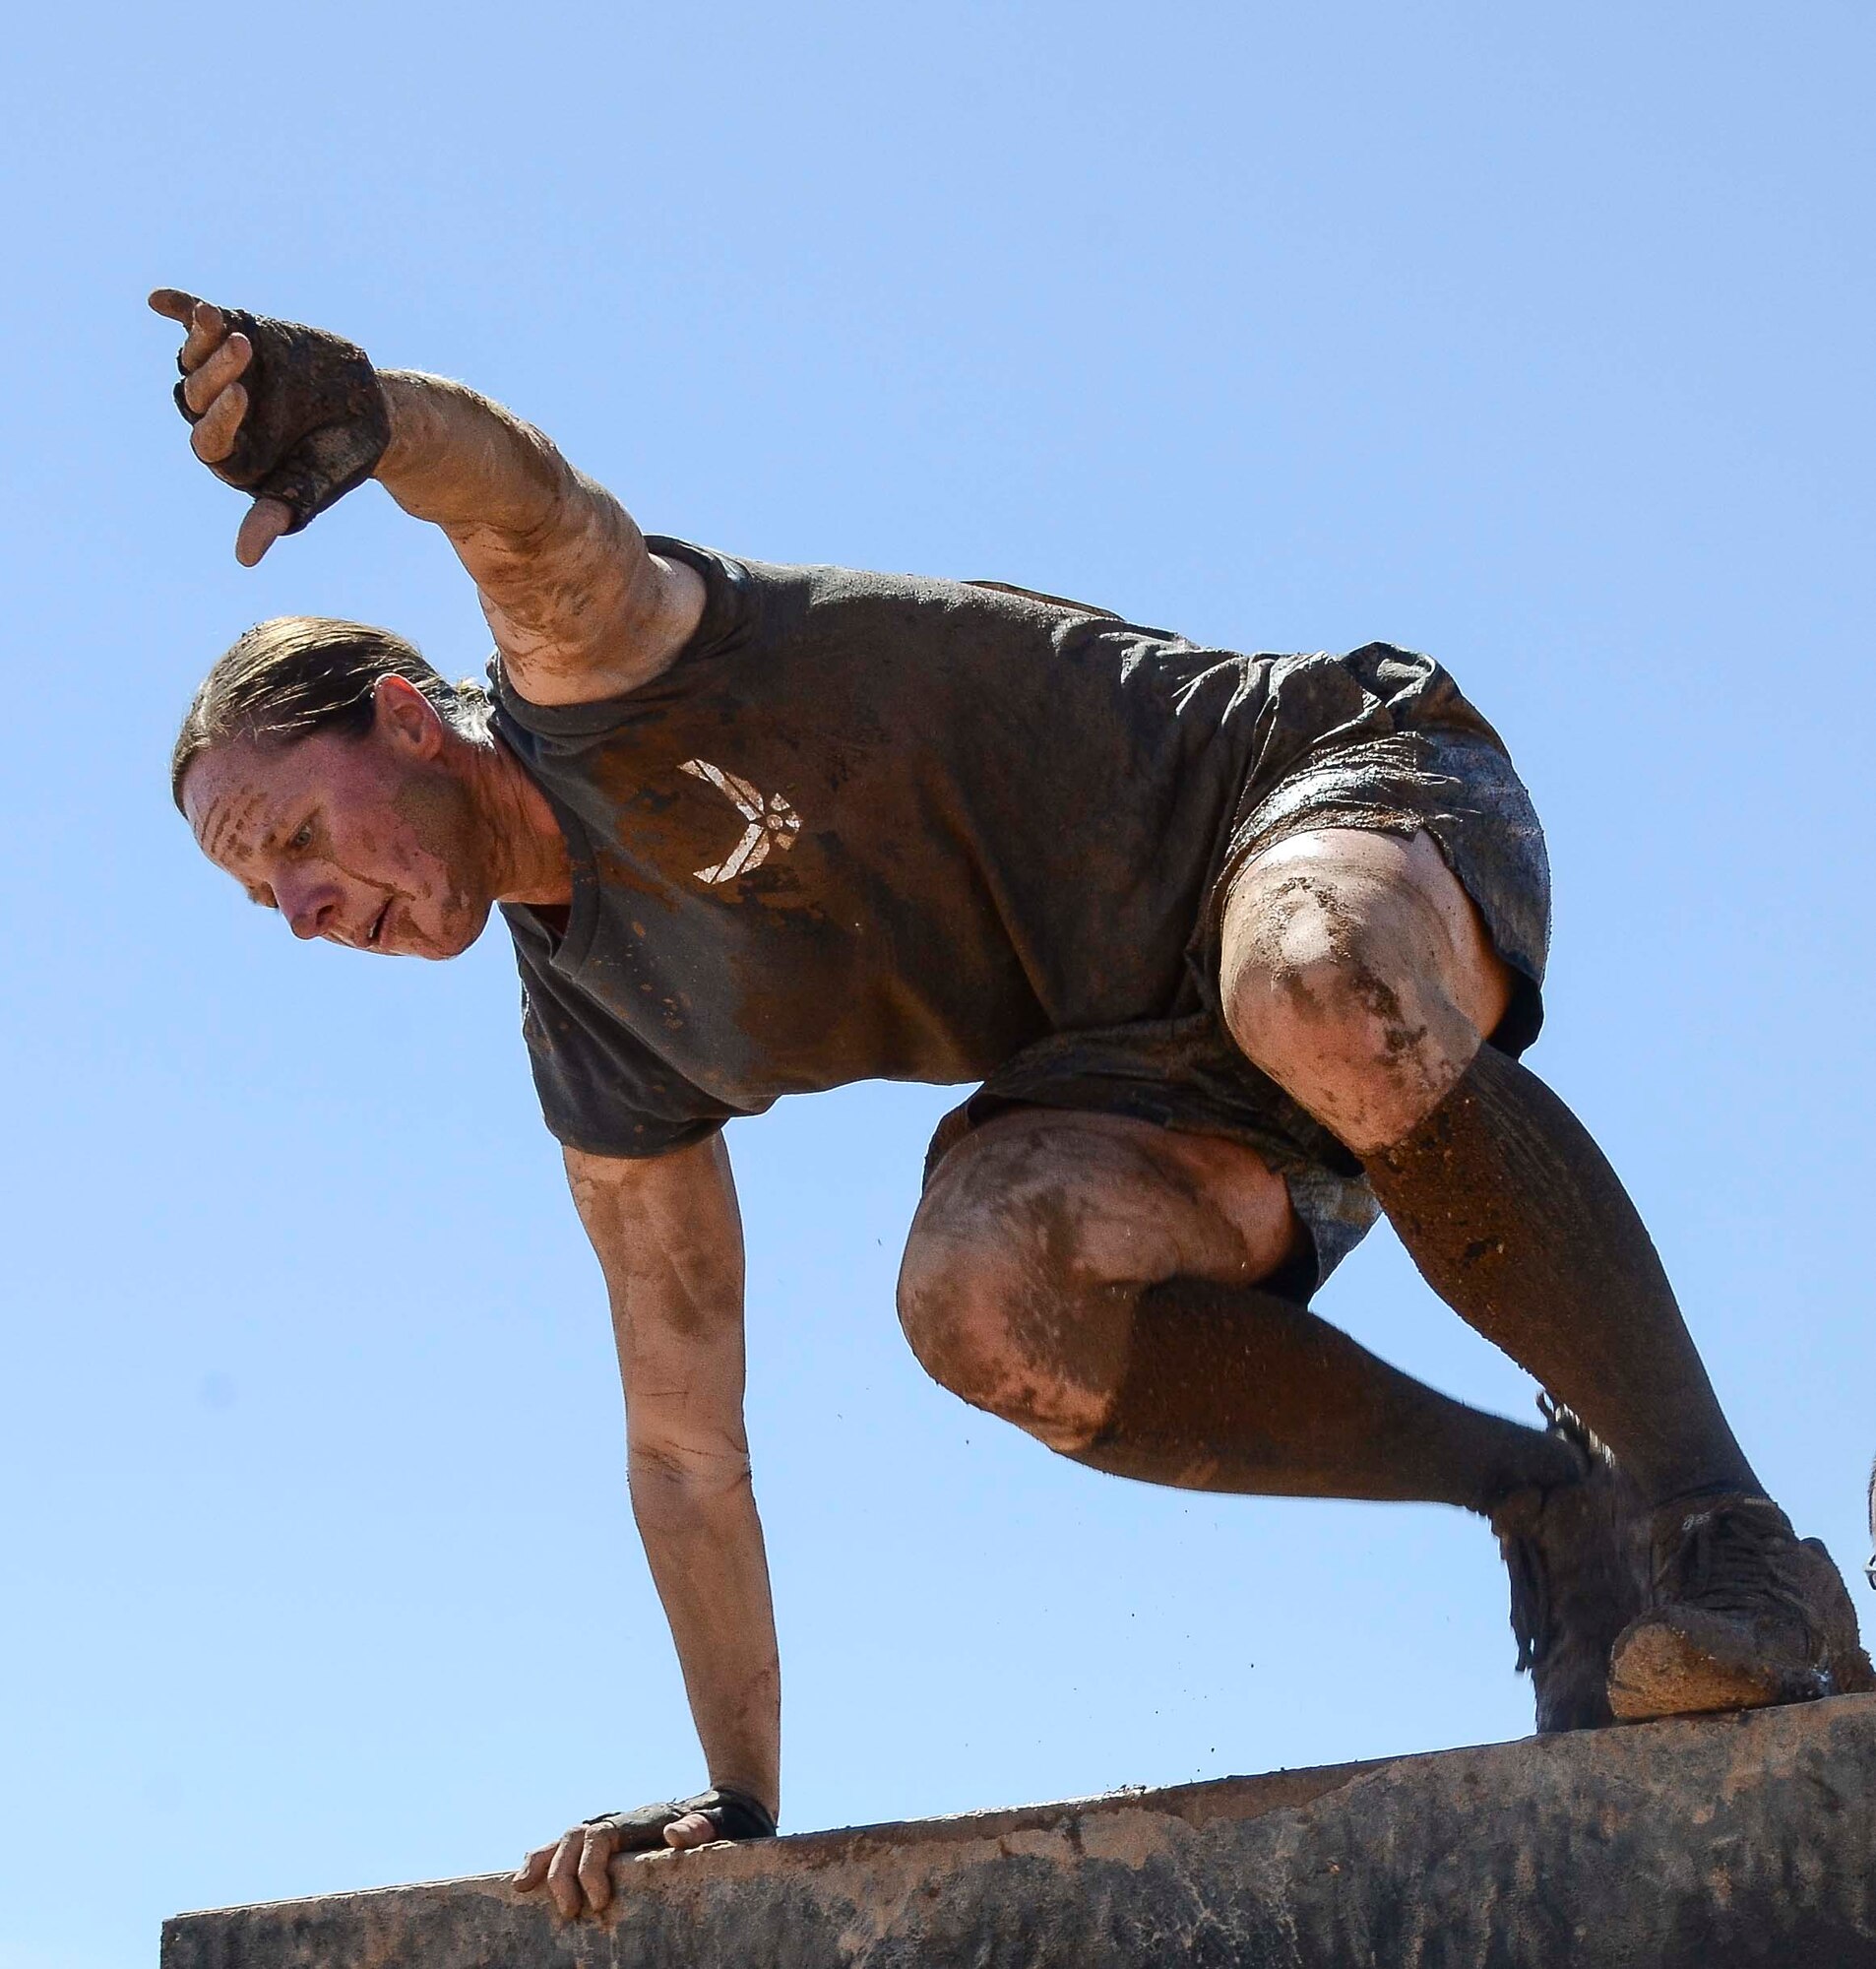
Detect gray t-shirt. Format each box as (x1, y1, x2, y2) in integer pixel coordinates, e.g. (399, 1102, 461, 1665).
(492, 539, 1485, 1159)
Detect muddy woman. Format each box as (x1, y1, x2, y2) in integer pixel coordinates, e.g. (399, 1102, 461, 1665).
(152, 287, 1868, 1918)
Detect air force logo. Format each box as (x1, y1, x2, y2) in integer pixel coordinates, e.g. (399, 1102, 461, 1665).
(679, 759, 803, 884)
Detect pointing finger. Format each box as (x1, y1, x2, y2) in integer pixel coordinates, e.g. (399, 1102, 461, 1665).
(190, 380, 247, 464)
(234, 497, 292, 567)
(148, 287, 202, 324)
(182, 332, 251, 414)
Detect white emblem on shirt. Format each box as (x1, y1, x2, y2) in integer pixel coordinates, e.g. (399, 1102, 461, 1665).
(679, 759, 803, 883)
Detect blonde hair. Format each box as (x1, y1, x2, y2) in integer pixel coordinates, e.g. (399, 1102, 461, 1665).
(171, 615, 489, 809)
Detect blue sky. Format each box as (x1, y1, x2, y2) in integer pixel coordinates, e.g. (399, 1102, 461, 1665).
(1, 4, 1872, 1963)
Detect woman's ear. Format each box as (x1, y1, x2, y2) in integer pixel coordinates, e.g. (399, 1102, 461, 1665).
(371, 673, 447, 758)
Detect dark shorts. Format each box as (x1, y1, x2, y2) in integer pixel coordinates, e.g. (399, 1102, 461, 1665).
(921, 646, 1551, 1302)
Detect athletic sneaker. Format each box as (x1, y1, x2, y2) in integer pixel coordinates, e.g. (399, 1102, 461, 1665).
(1608, 1494, 1876, 1721)
(1491, 1406, 1643, 1733)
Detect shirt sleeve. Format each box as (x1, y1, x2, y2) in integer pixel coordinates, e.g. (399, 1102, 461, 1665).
(510, 932, 744, 1160)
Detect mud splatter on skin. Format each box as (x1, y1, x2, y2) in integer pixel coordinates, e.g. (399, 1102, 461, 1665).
(1244, 871, 1441, 1103)
(390, 766, 489, 946)
(999, 1187, 1135, 1435)
(901, 1112, 1295, 1451)
(1220, 833, 1512, 1155)
(201, 787, 268, 866)
(182, 725, 564, 962)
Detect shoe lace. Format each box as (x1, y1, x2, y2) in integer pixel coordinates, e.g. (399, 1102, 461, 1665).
(1537, 1393, 1605, 1464)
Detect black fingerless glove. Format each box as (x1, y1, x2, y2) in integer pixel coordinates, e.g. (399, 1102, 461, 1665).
(584, 1786, 778, 1851)
(174, 308, 390, 534)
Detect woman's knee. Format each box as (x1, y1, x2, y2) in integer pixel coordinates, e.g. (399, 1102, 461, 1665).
(1219, 829, 1512, 1150)
(897, 1128, 1166, 1445)
(898, 1112, 1298, 1441)
(897, 1225, 1127, 1448)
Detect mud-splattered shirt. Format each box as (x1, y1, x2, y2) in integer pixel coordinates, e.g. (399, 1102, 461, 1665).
(492, 538, 1507, 1161)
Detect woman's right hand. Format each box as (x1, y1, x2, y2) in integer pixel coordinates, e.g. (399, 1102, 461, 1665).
(148, 287, 389, 563)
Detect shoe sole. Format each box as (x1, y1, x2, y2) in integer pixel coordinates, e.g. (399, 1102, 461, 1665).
(1607, 1622, 1827, 1722)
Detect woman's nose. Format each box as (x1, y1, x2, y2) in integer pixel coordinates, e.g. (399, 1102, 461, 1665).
(279, 875, 343, 941)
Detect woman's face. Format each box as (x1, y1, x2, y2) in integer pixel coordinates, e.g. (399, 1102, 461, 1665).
(181, 696, 495, 961)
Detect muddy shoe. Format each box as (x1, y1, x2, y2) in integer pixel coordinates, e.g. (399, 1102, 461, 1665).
(1491, 1406, 1643, 1733)
(1607, 1494, 1876, 1721)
